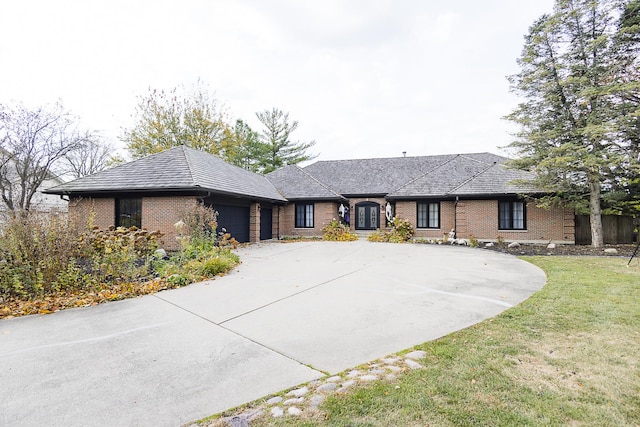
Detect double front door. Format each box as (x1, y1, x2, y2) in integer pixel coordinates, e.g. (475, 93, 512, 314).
(355, 202, 380, 230)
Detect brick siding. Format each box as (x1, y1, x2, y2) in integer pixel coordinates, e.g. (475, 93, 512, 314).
(141, 196, 198, 249)
(69, 196, 198, 250)
(70, 196, 575, 245)
(278, 201, 338, 237)
(396, 199, 574, 243)
(69, 197, 115, 229)
(456, 200, 573, 243)
(249, 203, 260, 242)
(396, 200, 456, 239)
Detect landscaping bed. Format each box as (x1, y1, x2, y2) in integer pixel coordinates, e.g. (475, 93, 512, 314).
(0, 205, 240, 319)
(482, 242, 638, 258)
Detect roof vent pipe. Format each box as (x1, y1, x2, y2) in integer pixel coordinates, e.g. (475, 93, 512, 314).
(402, 151, 406, 157)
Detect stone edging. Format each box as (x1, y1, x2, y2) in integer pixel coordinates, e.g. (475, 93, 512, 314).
(217, 350, 428, 426)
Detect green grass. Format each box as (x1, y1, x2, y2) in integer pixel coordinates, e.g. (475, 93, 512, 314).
(252, 257, 640, 426)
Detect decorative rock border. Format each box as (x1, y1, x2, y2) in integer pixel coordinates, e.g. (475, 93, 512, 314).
(218, 350, 428, 426)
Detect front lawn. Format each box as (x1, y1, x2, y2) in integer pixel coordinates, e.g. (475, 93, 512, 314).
(247, 256, 640, 426)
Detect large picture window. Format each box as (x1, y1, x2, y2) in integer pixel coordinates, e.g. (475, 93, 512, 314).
(116, 198, 142, 228)
(499, 201, 526, 230)
(417, 202, 440, 229)
(295, 203, 314, 228)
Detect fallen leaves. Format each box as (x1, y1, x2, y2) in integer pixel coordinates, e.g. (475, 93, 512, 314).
(0, 278, 182, 319)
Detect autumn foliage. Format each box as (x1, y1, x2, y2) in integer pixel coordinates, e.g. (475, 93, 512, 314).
(0, 205, 239, 318)
(322, 219, 358, 241)
(368, 217, 414, 243)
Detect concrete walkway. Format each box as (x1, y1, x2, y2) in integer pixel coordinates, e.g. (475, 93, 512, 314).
(0, 240, 546, 426)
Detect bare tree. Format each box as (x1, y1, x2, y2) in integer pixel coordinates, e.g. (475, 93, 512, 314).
(0, 101, 96, 214)
(59, 139, 118, 179)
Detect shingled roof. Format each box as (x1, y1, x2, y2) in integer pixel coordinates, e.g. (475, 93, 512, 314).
(45, 146, 286, 202)
(386, 154, 538, 199)
(266, 165, 345, 201)
(45, 148, 537, 203)
(296, 152, 536, 199)
(302, 155, 456, 195)
(448, 162, 538, 196)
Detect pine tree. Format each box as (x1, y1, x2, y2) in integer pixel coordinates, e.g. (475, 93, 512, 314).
(505, 0, 640, 247)
(255, 108, 317, 173)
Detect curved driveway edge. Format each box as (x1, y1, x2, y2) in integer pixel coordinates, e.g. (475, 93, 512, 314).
(0, 240, 546, 426)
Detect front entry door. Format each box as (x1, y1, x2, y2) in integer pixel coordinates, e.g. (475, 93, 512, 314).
(355, 202, 380, 230)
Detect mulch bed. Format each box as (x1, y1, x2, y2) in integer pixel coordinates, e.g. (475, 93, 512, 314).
(482, 243, 639, 258)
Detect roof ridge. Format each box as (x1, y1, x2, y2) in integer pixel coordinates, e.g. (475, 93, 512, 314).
(307, 152, 503, 165)
(388, 154, 460, 194)
(178, 145, 199, 187)
(447, 161, 498, 195)
(296, 165, 345, 200)
(309, 153, 455, 164)
(263, 165, 295, 199)
(182, 145, 285, 197)
(457, 154, 488, 164)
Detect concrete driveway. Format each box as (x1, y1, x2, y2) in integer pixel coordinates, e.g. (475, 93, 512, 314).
(0, 240, 546, 426)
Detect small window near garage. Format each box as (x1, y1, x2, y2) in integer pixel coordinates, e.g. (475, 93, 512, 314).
(499, 201, 526, 230)
(116, 198, 142, 229)
(295, 203, 314, 228)
(417, 202, 440, 228)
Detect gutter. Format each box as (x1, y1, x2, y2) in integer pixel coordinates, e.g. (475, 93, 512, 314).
(44, 187, 287, 204)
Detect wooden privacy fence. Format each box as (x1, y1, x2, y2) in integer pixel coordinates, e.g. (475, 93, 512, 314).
(574, 215, 635, 245)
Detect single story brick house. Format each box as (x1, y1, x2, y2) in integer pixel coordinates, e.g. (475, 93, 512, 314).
(45, 146, 575, 249)
(45, 146, 287, 249)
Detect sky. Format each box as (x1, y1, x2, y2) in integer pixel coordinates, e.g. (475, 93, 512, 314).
(1, 0, 555, 162)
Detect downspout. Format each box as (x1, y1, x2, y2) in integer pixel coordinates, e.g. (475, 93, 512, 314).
(200, 191, 212, 203)
(454, 196, 459, 239)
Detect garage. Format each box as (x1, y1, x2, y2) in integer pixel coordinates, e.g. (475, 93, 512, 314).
(214, 204, 250, 243)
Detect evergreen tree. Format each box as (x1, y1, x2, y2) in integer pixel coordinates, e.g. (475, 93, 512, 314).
(255, 108, 317, 173)
(505, 0, 640, 247)
(221, 119, 266, 172)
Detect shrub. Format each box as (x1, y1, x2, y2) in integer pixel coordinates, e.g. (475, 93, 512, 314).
(367, 217, 414, 243)
(367, 230, 388, 242)
(178, 203, 218, 242)
(1, 204, 241, 317)
(0, 212, 168, 301)
(87, 226, 163, 258)
(322, 219, 358, 241)
(176, 204, 240, 250)
(166, 273, 192, 287)
(85, 226, 163, 283)
(0, 213, 88, 299)
(218, 231, 239, 249)
(184, 249, 240, 277)
(392, 217, 414, 241)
